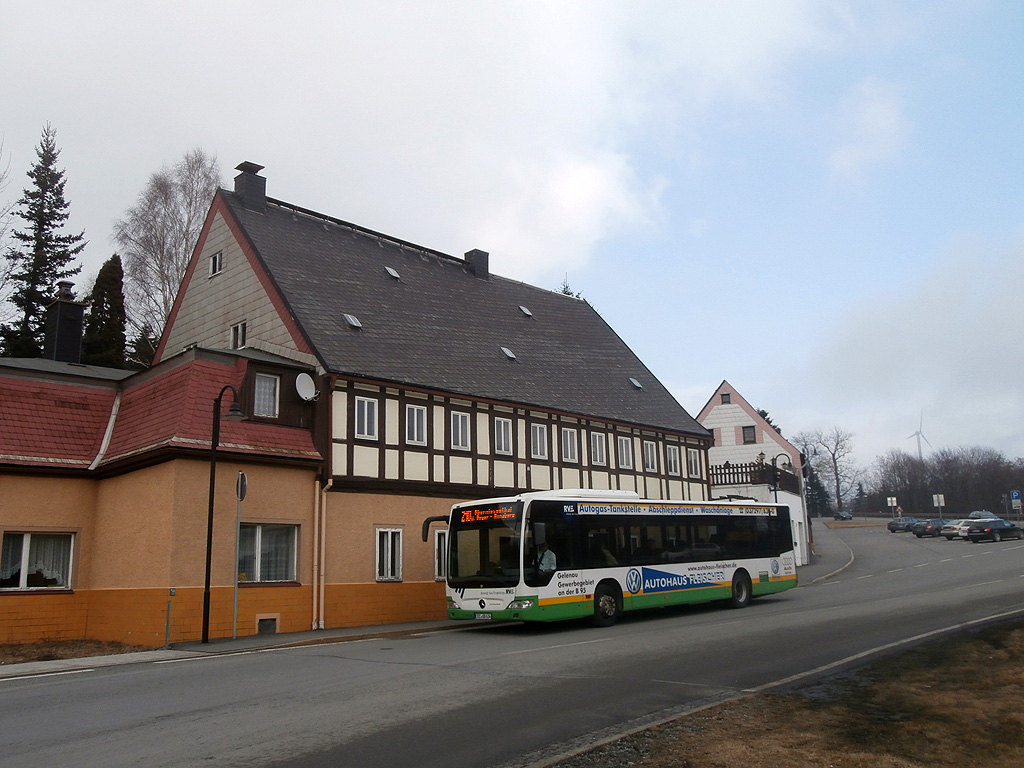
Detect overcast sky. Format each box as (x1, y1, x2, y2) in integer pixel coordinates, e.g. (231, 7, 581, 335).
(3, 1, 1022, 469)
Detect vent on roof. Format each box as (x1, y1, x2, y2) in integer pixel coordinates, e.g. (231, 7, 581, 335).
(500, 346, 517, 360)
(519, 305, 533, 317)
(385, 266, 400, 280)
(343, 314, 362, 329)
(629, 377, 643, 389)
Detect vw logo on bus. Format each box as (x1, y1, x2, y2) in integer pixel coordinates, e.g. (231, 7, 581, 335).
(625, 568, 642, 595)
(771, 559, 780, 576)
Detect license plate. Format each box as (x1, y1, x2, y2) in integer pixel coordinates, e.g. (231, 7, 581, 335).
(473, 613, 493, 620)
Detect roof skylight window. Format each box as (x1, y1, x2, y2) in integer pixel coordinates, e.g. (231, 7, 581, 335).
(629, 377, 643, 389)
(519, 305, 533, 317)
(343, 313, 363, 329)
(385, 266, 400, 280)
(500, 347, 517, 360)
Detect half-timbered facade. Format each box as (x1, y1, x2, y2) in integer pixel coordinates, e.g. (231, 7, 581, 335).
(151, 162, 714, 633)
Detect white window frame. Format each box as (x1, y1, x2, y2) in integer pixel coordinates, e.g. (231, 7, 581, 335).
(253, 373, 280, 418)
(451, 411, 471, 451)
(531, 423, 548, 460)
(230, 321, 246, 349)
(666, 444, 681, 476)
(434, 529, 448, 581)
(355, 396, 378, 440)
(687, 448, 703, 478)
(237, 523, 297, 582)
(406, 404, 427, 446)
(590, 432, 606, 466)
(617, 435, 633, 469)
(561, 427, 578, 463)
(209, 250, 224, 276)
(0, 532, 74, 590)
(643, 440, 658, 473)
(376, 527, 403, 582)
(494, 417, 513, 455)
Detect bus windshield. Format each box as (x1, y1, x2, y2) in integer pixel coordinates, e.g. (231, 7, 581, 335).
(448, 501, 523, 588)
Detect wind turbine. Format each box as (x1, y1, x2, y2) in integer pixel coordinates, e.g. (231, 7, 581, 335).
(907, 411, 932, 460)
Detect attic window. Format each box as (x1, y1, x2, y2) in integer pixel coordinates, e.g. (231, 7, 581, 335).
(343, 314, 362, 329)
(629, 377, 643, 389)
(519, 305, 533, 317)
(500, 346, 516, 360)
(385, 266, 400, 280)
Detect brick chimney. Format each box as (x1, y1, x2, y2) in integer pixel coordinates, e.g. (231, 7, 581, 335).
(465, 249, 489, 280)
(43, 281, 86, 363)
(234, 161, 267, 212)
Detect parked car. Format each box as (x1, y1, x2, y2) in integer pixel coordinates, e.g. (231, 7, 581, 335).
(833, 511, 853, 521)
(956, 519, 979, 539)
(911, 518, 949, 538)
(941, 520, 967, 540)
(887, 516, 918, 533)
(967, 510, 999, 520)
(966, 519, 1024, 543)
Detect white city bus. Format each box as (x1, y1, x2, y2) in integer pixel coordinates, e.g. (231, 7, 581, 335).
(438, 489, 797, 626)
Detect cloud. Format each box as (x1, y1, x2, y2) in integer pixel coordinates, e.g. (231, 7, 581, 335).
(827, 78, 911, 183)
(805, 227, 1024, 461)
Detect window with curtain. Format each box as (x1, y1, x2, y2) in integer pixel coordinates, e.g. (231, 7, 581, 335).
(1, 532, 73, 589)
(254, 373, 279, 418)
(237, 524, 296, 582)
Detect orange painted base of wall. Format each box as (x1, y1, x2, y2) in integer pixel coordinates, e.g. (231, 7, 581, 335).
(2, 581, 448, 647)
(323, 581, 447, 628)
(1, 585, 313, 647)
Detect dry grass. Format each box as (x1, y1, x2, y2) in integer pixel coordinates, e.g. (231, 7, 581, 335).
(0, 639, 149, 665)
(555, 619, 1024, 768)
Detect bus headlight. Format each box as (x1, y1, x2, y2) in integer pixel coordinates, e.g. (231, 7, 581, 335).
(507, 599, 533, 610)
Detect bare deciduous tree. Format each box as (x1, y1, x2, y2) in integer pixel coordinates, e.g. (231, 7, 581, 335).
(795, 427, 860, 514)
(113, 148, 220, 345)
(1, 140, 19, 325)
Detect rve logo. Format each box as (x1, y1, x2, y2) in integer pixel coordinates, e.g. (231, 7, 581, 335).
(625, 568, 642, 594)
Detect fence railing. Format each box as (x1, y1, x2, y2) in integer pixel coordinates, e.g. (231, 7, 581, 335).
(709, 461, 802, 495)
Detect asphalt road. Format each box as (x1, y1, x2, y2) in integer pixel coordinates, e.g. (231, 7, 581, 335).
(2, 525, 1022, 768)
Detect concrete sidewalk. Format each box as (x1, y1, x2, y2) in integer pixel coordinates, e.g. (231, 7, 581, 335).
(1, 519, 855, 679)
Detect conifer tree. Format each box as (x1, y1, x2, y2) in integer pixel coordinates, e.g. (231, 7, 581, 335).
(0, 124, 85, 357)
(81, 254, 127, 368)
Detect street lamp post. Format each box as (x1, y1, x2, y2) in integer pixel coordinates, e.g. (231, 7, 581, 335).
(202, 384, 244, 644)
(769, 452, 792, 503)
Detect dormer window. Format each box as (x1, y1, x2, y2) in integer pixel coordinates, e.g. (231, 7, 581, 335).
(254, 373, 279, 418)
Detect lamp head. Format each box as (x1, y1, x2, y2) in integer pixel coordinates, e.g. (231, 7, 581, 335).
(225, 400, 245, 422)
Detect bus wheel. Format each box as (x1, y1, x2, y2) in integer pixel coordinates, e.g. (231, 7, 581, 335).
(592, 583, 621, 627)
(729, 570, 752, 609)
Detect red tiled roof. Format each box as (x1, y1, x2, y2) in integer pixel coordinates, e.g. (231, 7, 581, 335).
(1, 354, 320, 471)
(0, 378, 117, 467)
(101, 357, 319, 466)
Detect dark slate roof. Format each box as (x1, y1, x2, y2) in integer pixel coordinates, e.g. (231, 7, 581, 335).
(222, 191, 708, 436)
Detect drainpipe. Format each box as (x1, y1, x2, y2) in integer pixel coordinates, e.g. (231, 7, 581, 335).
(318, 479, 332, 629)
(311, 479, 320, 630)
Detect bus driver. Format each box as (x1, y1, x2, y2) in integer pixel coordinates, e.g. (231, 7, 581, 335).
(537, 541, 556, 574)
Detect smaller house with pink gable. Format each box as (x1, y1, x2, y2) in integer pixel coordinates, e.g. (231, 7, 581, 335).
(696, 380, 810, 565)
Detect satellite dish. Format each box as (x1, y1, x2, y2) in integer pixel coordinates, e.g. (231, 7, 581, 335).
(295, 372, 318, 401)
